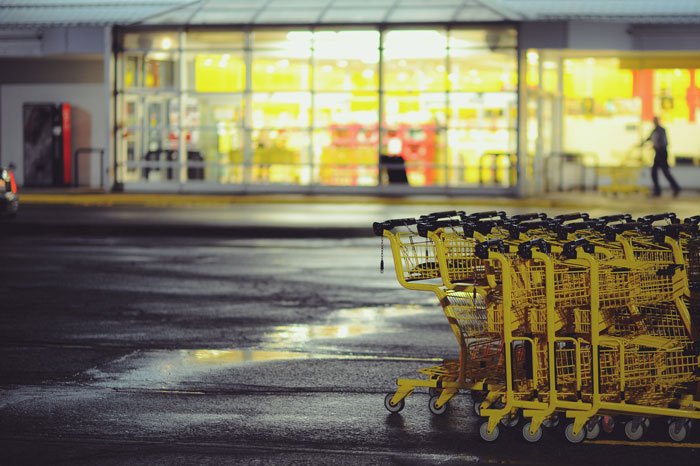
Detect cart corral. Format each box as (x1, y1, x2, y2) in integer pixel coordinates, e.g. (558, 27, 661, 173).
(374, 211, 700, 444)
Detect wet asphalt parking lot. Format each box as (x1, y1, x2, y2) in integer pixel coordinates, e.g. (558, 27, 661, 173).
(2, 201, 700, 465)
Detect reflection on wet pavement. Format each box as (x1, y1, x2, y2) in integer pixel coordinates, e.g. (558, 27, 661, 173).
(188, 349, 326, 364)
(86, 305, 432, 390)
(264, 305, 429, 349)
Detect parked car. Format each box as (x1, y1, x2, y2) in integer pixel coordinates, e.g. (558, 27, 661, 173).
(0, 166, 18, 218)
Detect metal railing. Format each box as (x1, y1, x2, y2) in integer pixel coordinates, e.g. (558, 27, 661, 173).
(543, 152, 599, 192)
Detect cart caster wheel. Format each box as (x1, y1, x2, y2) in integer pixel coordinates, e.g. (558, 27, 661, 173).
(564, 422, 585, 444)
(542, 413, 561, 429)
(522, 422, 543, 443)
(585, 420, 601, 440)
(668, 420, 689, 442)
(500, 411, 520, 428)
(601, 416, 615, 434)
(624, 420, 646, 441)
(473, 401, 483, 417)
(479, 422, 500, 442)
(429, 395, 447, 415)
(384, 393, 404, 413)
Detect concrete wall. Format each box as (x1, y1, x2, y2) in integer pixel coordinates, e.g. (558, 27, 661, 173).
(1, 83, 106, 187)
(0, 57, 103, 84)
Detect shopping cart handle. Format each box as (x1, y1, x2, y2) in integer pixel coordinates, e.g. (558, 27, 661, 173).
(475, 239, 506, 259)
(466, 211, 507, 221)
(419, 210, 466, 221)
(603, 222, 652, 241)
(597, 214, 633, 225)
(508, 212, 547, 223)
(562, 238, 593, 259)
(556, 220, 603, 240)
(417, 219, 461, 237)
(517, 239, 551, 259)
(461, 220, 501, 238)
(637, 212, 678, 224)
(508, 220, 553, 239)
(372, 218, 417, 236)
(682, 222, 700, 237)
(553, 212, 590, 223)
(652, 224, 682, 243)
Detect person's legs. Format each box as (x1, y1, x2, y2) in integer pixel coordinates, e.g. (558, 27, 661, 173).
(660, 165, 680, 195)
(651, 164, 661, 196)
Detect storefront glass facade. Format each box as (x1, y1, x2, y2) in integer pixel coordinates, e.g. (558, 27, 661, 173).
(115, 26, 519, 190)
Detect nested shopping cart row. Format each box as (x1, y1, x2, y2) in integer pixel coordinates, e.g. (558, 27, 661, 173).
(374, 210, 700, 443)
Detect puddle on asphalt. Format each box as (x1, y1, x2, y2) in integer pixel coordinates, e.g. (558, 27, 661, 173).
(263, 305, 429, 348)
(89, 305, 433, 389)
(187, 349, 325, 364)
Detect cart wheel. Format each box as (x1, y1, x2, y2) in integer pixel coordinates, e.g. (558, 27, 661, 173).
(500, 411, 520, 428)
(585, 421, 601, 440)
(428, 395, 447, 415)
(564, 422, 585, 444)
(624, 420, 645, 441)
(668, 420, 689, 442)
(601, 416, 615, 434)
(522, 422, 543, 443)
(479, 422, 500, 442)
(384, 393, 405, 413)
(542, 413, 561, 429)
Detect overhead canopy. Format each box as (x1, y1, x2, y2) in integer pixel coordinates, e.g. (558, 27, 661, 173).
(0, 0, 698, 28)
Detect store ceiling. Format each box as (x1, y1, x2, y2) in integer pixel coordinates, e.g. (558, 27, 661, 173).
(0, 0, 699, 28)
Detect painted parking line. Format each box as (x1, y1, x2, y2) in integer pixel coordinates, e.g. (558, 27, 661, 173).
(587, 439, 700, 448)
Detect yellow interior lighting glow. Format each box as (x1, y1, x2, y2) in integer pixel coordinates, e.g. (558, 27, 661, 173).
(161, 37, 172, 49)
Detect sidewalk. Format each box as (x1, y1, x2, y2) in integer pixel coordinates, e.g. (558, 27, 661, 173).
(7, 188, 700, 238)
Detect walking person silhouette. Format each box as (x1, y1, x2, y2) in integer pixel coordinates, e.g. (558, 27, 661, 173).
(642, 116, 680, 197)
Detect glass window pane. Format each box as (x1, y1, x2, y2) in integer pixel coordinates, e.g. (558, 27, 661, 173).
(184, 52, 245, 92)
(383, 30, 447, 59)
(179, 94, 244, 183)
(123, 31, 179, 50)
(314, 58, 378, 91)
(449, 49, 517, 92)
(384, 92, 446, 127)
(187, 129, 244, 184)
(447, 128, 517, 186)
(184, 30, 244, 49)
(383, 58, 446, 91)
(380, 127, 444, 187)
(253, 50, 310, 91)
(253, 30, 312, 51)
(313, 92, 378, 126)
(449, 92, 517, 129)
(383, 30, 447, 92)
(252, 129, 310, 185)
(314, 127, 378, 186)
(124, 52, 178, 90)
(252, 92, 311, 128)
(314, 30, 379, 91)
(449, 28, 517, 49)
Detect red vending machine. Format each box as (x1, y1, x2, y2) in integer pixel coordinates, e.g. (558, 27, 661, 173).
(23, 102, 72, 187)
